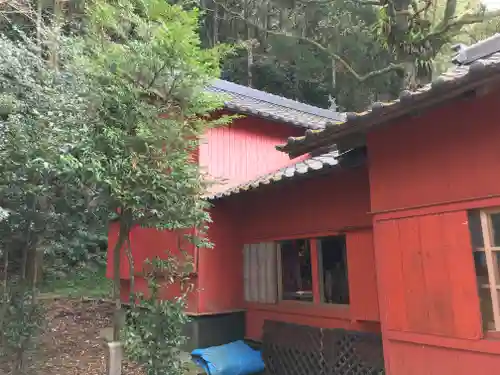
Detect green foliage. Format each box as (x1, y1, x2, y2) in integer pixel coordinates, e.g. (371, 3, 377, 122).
(68, 0, 232, 231)
(0, 0, 232, 372)
(0, 31, 106, 374)
(40, 263, 112, 299)
(122, 255, 192, 375)
(203, 0, 403, 111)
(0, 33, 107, 273)
(0, 285, 45, 374)
(62, 0, 233, 369)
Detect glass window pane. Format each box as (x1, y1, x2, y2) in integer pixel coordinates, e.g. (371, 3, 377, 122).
(280, 239, 312, 302)
(474, 252, 489, 286)
(491, 213, 500, 247)
(492, 251, 500, 286)
(468, 211, 484, 249)
(319, 235, 349, 305)
(479, 287, 495, 331)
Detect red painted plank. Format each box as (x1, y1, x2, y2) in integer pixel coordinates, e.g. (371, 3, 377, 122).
(368, 91, 500, 212)
(373, 219, 407, 331)
(398, 217, 429, 333)
(200, 117, 304, 194)
(418, 213, 455, 336)
(238, 167, 372, 242)
(347, 229, 380, 322)
(310, 239, 321, 303)
(385, 335, 500, 375)
(441, 210, 482, 339)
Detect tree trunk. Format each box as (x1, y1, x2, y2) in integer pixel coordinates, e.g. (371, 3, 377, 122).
(112, 221, 128, 342)
(244, 0, 253, 87)
(403, 61, 417, 90)
(212, 2, 219, 47)
(403, 60, 433, 90)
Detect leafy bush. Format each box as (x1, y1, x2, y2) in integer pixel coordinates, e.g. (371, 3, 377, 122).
(0, 285, 45, 375)
(122, 255, 192, 375)
(0, 32, 102, 374)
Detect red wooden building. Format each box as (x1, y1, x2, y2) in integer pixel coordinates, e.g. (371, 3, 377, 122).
(109, 33, 500, 374)
(107, 79, 350, 349)
(277, 34, 500, 374)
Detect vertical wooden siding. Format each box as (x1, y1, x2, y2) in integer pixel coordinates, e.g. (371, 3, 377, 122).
(347, 229, 379, 322)
(107, 224, 199, 313)
(365, 91, 500, 375)
(107, 223, 194, 280)
(236, 166, 372, 241)
(197, 200, 244, 314)
(385, 340, 500, 375)
(368, 90, 500, 213)
(120, 278, 199, 313)
(199, 116, 305, 191)
(374, 211, 481, 339)
(232, 166, 381, 339)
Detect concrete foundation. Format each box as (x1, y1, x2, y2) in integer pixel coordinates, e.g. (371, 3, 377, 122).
(182, 311, 246, 351)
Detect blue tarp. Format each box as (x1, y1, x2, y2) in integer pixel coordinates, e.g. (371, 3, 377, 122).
(191, 340, 265, 375)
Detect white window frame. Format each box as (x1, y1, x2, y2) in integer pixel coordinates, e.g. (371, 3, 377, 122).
(475, 209, 500, 331)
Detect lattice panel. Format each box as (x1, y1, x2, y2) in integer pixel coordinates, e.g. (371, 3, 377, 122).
(262, 321, 324, 375)
(323, 330, 385, 375)
(262, 321, 385, 375)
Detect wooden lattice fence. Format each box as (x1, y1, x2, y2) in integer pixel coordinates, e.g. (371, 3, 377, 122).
(262, 320, 385, 375)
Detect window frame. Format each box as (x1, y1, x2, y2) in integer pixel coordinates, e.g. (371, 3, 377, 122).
(243, 233, 352, 308)
(474, 209, 500, 331)
(276, 239, 315, 304)
(316, 235, 350, 307)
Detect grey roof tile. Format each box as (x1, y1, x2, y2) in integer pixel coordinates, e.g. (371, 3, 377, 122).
(205, 150, 339, 200)
(206, 79, 345, 130)
(277, 42, 500, 157)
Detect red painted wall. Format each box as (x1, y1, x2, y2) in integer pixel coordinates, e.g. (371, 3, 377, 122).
(200, 116, 305, 194)
(232, 166, 380, 340)
(237, 166, 373, 241)
(120, 277, 199, 313)
(347, 229, 379, 322)
(197, 200, 244, 314)
(107, 114, 304, 316)
(368, 92, 500, 213)
(107, 224, 195, 279)
(107, 224, 198, 313)
(374, 211, 481, 338)
(367, 90, 500, 374)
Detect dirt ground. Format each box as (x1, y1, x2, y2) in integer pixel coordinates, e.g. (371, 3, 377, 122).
(1, 298, 201, 375)
(34, 298, 145, 375)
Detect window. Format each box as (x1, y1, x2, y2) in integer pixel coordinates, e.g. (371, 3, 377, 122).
(469, 210, 500, 331)
(243, 236, 351, 306)
(279, 239, 313, 302)
(243, 242, 278, 304)
(318, 235, 349, 305)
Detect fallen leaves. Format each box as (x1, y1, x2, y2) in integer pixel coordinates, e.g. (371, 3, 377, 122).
(33, 298, 145, 375)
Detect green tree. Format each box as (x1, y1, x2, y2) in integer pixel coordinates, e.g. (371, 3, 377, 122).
(201, 0, 403, 110)
(200, 0, 500, 109)
(0, 32, 102, 374)
(64, 0, 232, 372)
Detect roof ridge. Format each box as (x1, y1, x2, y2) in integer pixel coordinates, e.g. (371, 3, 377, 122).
(277, 48, 500, 155)
(208, 79, 344, 121)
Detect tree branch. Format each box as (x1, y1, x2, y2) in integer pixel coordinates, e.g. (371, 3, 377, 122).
(294, 0, 381, 5)
(209, 1, 404, 82)
(430, 8, 500, 41)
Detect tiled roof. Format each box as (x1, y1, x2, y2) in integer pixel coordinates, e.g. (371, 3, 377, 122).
(277, 35, 500, 157)
(206, 150, 339, 200)
(206, 79, 345, 130)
